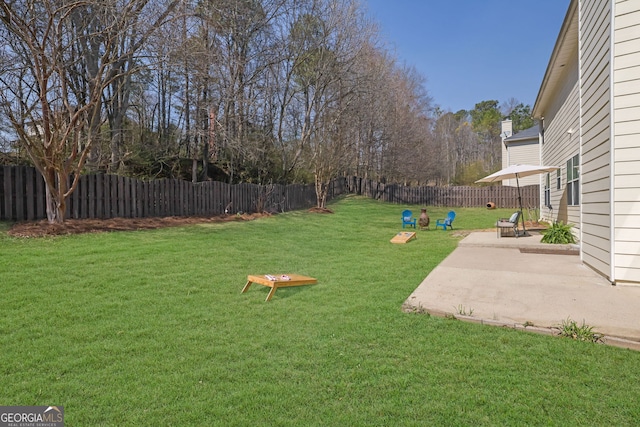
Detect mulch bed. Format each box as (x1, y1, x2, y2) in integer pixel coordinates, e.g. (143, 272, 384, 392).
(307, 207, 334, 214)
(7, 213, 271, 238)
(7, 206, 336, 238)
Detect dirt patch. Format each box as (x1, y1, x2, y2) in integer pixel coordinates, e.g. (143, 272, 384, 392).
(522, 221, 548, 231)
(7, 213, 271, 238)
(308, 207, 334, 214)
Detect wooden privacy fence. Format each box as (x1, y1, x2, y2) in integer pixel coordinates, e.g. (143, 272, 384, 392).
(345, 177, 539, 209)
(0, 166, 328, 221)
(0, 166, 538, 221)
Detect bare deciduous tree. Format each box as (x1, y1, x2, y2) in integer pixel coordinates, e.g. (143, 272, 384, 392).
(0, 0, 179, 223)
(1, 0, 499, 215)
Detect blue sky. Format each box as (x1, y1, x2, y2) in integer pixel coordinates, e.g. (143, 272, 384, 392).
(365, 0, 571, 113)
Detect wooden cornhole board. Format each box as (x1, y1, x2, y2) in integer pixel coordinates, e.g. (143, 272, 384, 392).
(242, 274, 317, 301)
(390, 231, 416, 244)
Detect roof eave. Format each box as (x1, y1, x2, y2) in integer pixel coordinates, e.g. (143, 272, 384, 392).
(504, 136, 538, 144)
(533, 0, 579, 119)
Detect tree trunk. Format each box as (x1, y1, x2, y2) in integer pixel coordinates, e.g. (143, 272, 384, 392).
(314, 176, 328, 209)
(192, 158, 198, 183)
(109, 127, 123, 173)
(200, 139, 209, 181)
(45, 185, 59, 224)
(43, 169, 67, 224)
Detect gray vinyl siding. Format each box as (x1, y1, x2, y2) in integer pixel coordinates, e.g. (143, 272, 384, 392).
(501, 139, 540, 187)
(613, 0, 640, 283)
(580, 0, 613, 279)
(540, 55, 581, 229)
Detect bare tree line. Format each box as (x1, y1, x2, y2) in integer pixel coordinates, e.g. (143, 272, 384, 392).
(0, 0, 532, 223)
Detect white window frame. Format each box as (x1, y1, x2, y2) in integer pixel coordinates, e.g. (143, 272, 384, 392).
(544, 173, 551, 208)
(566, 154, 579, 206)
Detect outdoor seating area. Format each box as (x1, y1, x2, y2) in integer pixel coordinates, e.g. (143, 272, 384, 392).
(401, 209, 416, 228)
(435, 210, 456, 230)
(496, 211, 521, 238)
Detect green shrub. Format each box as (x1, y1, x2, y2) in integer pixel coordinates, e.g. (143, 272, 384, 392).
(541, 221, 576, 244)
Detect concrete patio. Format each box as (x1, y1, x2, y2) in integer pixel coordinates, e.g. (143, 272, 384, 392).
(404, 231, 640, 350)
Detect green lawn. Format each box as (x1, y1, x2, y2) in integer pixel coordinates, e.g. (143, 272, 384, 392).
(1, 196, 639, 425)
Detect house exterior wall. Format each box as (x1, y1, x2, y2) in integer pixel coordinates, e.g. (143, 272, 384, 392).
(540, 55, 581, 229)
(580, 0, 613, 280)
(613, 0, 640, 283)
(535, 0, 640, 285)
(502, 139, 541, 187)
(501, 119, 513, 173)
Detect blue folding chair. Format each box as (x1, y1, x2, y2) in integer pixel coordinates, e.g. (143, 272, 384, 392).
(402, 209, 416, 228)
(435, 210, 456, 230)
